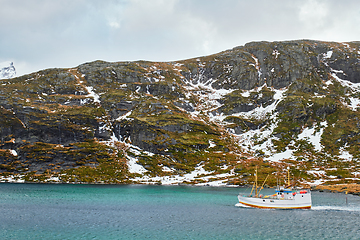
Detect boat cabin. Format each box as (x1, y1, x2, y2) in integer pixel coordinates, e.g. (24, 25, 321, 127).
(275, 186, 309, 200)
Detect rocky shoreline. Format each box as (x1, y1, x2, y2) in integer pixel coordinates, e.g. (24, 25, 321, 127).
(315, 184, 360, 196)
(2, 175, 360, 197)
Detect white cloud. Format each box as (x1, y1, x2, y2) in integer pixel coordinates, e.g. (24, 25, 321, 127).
(108, 21, 121, 29)
(298, 0, 329, 29)
(1, 0, 360, 77)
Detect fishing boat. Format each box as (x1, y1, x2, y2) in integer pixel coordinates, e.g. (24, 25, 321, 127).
(236, 167, 311, 209)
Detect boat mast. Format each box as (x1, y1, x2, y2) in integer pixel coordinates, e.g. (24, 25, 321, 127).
(258, 174, 269, 196)
(287, 167, 290, 186)
(255, 166, 258, 197)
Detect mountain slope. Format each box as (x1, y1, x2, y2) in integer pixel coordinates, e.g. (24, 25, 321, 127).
(1, 40, 360, 186)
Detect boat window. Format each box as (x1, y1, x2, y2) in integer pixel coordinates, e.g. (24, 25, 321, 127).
(263, 200, 265, 202)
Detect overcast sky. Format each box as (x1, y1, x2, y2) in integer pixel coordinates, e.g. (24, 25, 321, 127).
(1, 0, 360, 76)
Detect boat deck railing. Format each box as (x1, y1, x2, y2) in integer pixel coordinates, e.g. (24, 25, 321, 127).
(243, 194, 278, 199)
(241, 189, 311, 200)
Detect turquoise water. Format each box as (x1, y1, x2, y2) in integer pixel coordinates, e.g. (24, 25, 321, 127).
(1, 184, 360, 239)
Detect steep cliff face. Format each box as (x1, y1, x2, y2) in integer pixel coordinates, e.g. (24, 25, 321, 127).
(1, 40, 360, 185)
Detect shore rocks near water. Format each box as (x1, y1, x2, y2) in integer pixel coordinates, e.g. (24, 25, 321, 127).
(315, 184, 360, 195)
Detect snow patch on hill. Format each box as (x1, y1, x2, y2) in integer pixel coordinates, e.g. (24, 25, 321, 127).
(182, 71, 236, 123)
(84, 86, 101, 103)
(298, 121, 327, 152)
(233, 86, 288, 158)
(338, 146, 353, 161)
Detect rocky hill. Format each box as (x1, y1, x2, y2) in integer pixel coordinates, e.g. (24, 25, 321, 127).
(1, 40, 360, 186)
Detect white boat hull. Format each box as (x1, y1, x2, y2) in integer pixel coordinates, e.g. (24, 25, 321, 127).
(238, 192, 311, 209)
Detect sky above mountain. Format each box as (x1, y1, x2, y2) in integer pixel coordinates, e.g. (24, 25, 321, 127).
(1, 0, 360, 77)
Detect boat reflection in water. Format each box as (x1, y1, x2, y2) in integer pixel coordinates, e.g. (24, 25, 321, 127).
(236, 167, 311, 209)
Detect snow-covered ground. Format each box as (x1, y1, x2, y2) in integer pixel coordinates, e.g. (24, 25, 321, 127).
(0, 61, 16, 79)
(0, 174, 25, 183)
(129, 162, 236, 186)
(108, 137, 237, 186)
(298, 121, 327, 152)
(182, 73, 236, 122)
(84, 86, 101, 104)
(338, 146, 353, 161)
(232, 86, 290, 160)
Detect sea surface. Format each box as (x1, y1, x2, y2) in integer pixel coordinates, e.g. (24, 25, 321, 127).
(0, 183, 359, 240)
